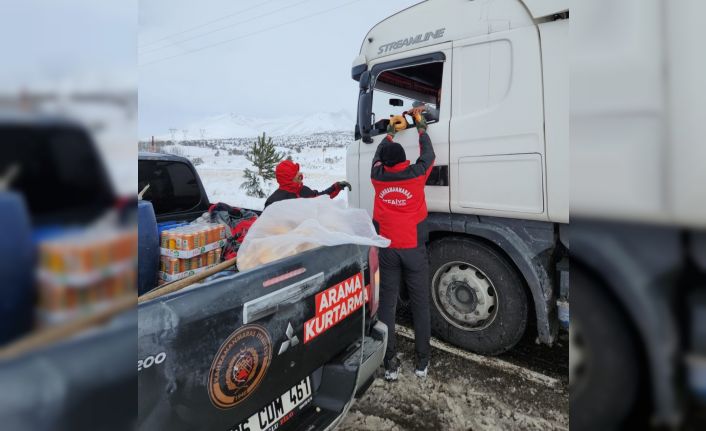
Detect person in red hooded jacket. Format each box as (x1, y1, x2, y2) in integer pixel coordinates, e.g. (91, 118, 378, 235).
(371, 108, 435, 382)
(264, 159, 351, 208)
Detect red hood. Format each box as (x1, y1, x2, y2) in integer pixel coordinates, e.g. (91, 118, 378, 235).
(275, 160, 303, 195)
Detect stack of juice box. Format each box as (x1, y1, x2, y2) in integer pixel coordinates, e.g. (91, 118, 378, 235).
(36, 228, 137, 326)
(159, 222, 226, 283)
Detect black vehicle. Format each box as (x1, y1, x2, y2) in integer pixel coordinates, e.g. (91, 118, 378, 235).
(138, 152, 387, 431)
(0, 114, 136, 431)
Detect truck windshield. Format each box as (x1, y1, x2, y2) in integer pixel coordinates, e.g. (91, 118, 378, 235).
(370, 61, 443, 135)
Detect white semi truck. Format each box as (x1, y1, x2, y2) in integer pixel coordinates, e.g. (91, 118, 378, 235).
(348, 0, 706, 429)
(347, 0, 569, 356)
(570, 0, 706, 429)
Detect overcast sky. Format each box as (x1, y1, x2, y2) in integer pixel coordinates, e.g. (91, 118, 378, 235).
(1, 0, 136, 91)
(139, 0, 420, 138)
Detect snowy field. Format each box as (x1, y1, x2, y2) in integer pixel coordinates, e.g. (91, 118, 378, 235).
(151, 132, 352, 211)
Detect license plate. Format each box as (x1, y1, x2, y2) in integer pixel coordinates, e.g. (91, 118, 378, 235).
(232, 377, 313, 431)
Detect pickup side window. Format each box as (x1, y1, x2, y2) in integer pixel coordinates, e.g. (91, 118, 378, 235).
(138, 160, 202, 215)
(0, 126, 115, 224)
(370, 61, 443, 136)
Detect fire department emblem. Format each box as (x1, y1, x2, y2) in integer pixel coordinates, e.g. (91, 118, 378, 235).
(208, 325, 272, 409)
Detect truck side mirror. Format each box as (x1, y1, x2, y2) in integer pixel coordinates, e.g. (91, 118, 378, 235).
(357, 92, 373, 143)
(359, 70, 370, 89)
(357, 71, 373, 143)
(389, 98, 403, 107)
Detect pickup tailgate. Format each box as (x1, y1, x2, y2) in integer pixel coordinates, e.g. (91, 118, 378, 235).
(138, 243, 370, 430)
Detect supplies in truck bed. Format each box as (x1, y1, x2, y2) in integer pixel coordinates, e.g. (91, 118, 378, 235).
(158, 223, 225, 283)
(37, 228, 137, 326)
(237, 196, 390, 271)
(157, 203, 258, 283)
(204, 202, 258, 261)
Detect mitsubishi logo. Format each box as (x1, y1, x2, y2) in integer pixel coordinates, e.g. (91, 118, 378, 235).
(278, 322, 299, 355)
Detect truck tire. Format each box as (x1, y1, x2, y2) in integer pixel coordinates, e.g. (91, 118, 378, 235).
(428, 237, 527, 355)
(570, 267, 640, 431)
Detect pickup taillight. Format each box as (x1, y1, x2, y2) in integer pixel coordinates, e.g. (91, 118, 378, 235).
(368, 246, 380, 317)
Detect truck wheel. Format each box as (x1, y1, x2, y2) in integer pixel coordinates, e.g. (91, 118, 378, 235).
(428, 237, 527, 355)
(570, 267, 639, 431)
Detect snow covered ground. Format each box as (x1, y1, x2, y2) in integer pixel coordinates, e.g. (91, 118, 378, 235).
(152, 131, 352, 211)
(140, 110, 356, 209)
(339, 333, 569, 431)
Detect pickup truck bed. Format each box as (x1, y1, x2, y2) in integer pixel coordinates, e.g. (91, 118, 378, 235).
(139, 243, 386, 431)
(138, 152, 386, 431)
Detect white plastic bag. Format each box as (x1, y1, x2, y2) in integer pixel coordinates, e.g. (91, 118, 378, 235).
(237, 196, 390, 271)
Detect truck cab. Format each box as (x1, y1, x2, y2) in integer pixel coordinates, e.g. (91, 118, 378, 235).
(348, 0, 569, 356)
(350, 0, 568, 223)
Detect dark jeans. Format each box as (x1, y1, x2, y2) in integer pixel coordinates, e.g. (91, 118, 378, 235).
(378, 245, 431, 368)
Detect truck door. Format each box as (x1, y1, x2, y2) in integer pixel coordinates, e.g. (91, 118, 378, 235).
(356, 45, 452, 216)
(449, 26, 547, 219)
(138, 243, 369, 431)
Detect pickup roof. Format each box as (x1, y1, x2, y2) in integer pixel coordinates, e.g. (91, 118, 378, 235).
(138, 152, 387, 431)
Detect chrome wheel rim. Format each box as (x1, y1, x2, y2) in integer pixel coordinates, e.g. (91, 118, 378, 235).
(432, 261, 498, 331)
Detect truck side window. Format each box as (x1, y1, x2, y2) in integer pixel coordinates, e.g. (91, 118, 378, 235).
(371, 62, 443, 136)
(138, 160, 202, 215)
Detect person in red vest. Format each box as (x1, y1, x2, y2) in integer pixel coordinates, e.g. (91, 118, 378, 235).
(371, 108, 435, 381)
(264, 159, 351, 208)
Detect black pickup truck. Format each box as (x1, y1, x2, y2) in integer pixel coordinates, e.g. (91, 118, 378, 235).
(0, 114, 136, 431)
(138, 152, 387, 431)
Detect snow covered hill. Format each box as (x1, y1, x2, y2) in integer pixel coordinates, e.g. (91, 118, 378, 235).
(150, 110, 355, 141)
(141, 130, 353, 211)
(139, 110, 357, 210)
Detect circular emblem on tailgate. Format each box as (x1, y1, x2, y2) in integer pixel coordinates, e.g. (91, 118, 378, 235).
(208, 324, 272, 409)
